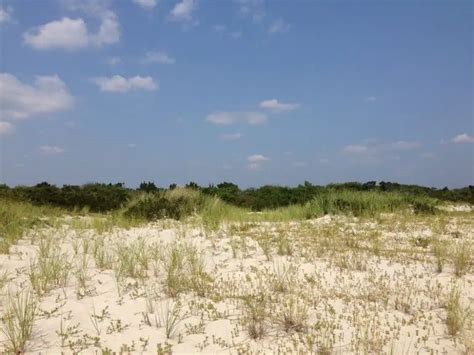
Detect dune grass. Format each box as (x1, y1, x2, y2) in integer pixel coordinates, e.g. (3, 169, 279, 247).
(0, 198, 66, 254)
(121, 188, 440, 231)
(200, 189, 439, 228)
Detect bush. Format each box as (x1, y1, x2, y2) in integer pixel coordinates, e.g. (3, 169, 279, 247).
(0, 199, 63, 253)
(124, 188, 206, 221)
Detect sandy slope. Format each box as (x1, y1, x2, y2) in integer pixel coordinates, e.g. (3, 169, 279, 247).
(0, 212, 473, 354)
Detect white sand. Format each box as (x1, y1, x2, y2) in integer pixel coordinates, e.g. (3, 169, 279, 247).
(0, 212, 473, 354)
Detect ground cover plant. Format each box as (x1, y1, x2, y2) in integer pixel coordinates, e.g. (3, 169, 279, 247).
(0, 184, 472, 353)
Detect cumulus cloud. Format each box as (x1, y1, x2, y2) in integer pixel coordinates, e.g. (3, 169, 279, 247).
(219, 133, 243, 141)
(24, 17, 89, 50)
(23, 5, 119, 50)
(342, 139, 421, 158)
(0, 121, 14, 135)
(170, 0, 197, 22)
(108, 56, 122, 66)
(259, 99, 300, 112)
(391, 140, 421, 151)
(206, 111, 267, 125)
(142, 51, 175, 64)
(342, 144, 369, 155)
(0, 6, 12, 24)
(0, 73, 74, 120)
(236, 0, 265, 23)
(39, 145, 64, 155)
(247, 154, 268, 162)
(247, 154, 268, 170)
(90, 11, 120, 46)
(133, 0, 157, 9)
(451, 133, 474, 144)
(93, 75, 158, 92)
(268, 19, 290, 34)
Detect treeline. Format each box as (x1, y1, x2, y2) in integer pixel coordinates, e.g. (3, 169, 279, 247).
(202, 181, 474, 209)
(0, 182, 130, 212)
(0, 180, 473, 212)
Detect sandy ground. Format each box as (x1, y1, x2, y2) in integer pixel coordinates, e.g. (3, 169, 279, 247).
(0, 211, 473, 354)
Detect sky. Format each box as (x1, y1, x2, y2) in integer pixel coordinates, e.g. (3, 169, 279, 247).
(0, 0, 472, 188)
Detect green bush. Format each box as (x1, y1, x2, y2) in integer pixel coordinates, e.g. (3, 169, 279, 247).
(124, 188, 206, 221)
(0, 199, 63, 253)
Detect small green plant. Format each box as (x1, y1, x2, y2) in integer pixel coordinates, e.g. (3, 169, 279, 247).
(28, 245, 70, 296)
(1, 289, 37, 353)
(275, 296, 309, 334)
(162, 243, 212, 297)
(163, 244, 186, 297)
(272, 260, 296, 293)
(451, 242, 471, 277)
(257, 236, 272, 261)
(277, 235, 293, 256)
(242, 293, 268, 339)
(432, 239, 448, 273)
(0, 269, 9, 290)
(92, 237, 113, 270)
(114, 238, 150, 280)
(446, 284, 465, 336)
(158, 299, 186, 339)
(187, 246, 213, 297)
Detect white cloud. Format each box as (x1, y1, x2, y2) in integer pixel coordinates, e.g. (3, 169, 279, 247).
(247, 154, 268, 162)
(230, 31, 242, 39)
(212, 25, 226, 33)
(259, 99, 300, 112)
(0, 73, 74, 120)
(247, 154, 268, 170)
(0, 6, 12, 24)
(451, 133, 474, 144)
(343, 139, 421, 158)
(236, 0, 265, 23)
(219, 133, 242, 141)
(24, 17, 89, 50)
(23, 9, 119, 50)
(93, 75, 158, 92)
(90, 11, 120, 46)
(342, 144, 369, 155)
(143, 51, 175, 64)
(391, 140, 421, 150)
(0, 121, 14, 135)
(206, 111, 267, 125)
(108, 56, 122, 66)
(170, 0, 197, 22)
(268, 19, 290, 35)
(39, 145, 64, 155)
(133, 0, 157, 9)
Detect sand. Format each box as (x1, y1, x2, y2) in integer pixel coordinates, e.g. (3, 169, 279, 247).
(0, 211, 473, 354)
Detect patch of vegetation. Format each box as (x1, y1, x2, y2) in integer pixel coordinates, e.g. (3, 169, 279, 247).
(124, 188, 205, 221)
(0, 198, 64, 253)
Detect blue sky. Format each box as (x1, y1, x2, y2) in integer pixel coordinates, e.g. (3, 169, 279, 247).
(0, 0, 472, 188)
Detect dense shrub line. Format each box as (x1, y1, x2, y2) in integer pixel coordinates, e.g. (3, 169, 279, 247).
(200, 181, 473, 210)
(0, 182, 130, 212)
(0, 180, 472, 214)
